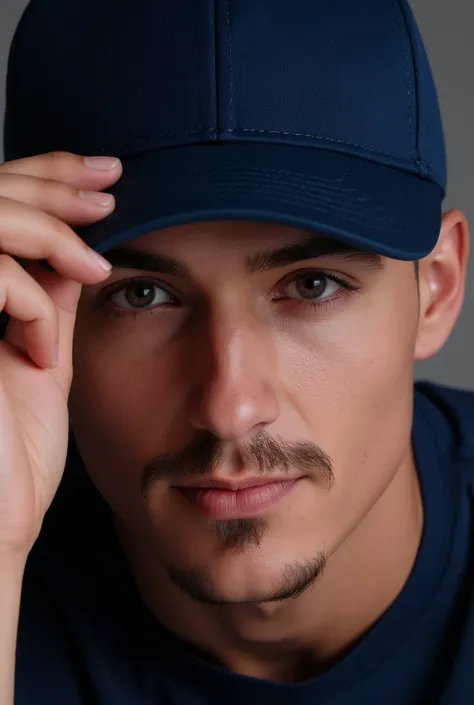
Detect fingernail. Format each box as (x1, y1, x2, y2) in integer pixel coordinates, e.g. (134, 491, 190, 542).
(88, 249, 113, 272)
(84, 156, 120, 170)
(79, 191, 115, 208)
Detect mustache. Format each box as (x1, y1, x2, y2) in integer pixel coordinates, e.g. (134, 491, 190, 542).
(141, 430, 333, 496)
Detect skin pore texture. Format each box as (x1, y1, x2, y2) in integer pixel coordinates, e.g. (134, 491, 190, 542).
(68, 212, 469, 683)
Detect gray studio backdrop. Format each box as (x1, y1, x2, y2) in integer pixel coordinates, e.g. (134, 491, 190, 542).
(0, 0, 473, 388)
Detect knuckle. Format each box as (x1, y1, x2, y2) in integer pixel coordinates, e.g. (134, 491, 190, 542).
(42, 151, 80, 173)
(44, 150, 75, 163)
(42, 178, 80, 202)
(46, 213, 73, 240)
(44, 215, 87, 255)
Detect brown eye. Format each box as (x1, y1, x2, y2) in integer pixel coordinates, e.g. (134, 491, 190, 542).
(283, 273, 341, 301)
(109, 281, 172, 310)
(293, 274, 329, 300)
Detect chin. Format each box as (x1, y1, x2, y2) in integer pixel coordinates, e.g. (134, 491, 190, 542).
(166, 541, 327, 605)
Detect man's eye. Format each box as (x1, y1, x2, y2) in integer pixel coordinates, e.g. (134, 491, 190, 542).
(108, 280, 173, 310)
(283, 272, 343, 301)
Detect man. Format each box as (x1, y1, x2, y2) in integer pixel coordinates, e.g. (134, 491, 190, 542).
(0, 0, 473, 703)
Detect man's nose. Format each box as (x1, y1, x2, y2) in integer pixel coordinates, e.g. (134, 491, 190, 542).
(186, 315, 280, 441)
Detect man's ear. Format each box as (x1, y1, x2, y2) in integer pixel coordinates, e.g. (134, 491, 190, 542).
(415, 209, 470, 361)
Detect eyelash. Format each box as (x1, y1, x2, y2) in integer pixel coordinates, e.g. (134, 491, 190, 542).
(99, 270, 360, 321)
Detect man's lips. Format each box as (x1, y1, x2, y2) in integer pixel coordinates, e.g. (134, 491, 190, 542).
(176, 476, 297, 491)
(174, 477, 302, 519)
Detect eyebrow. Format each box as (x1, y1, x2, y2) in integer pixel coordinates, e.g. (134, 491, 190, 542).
(246, 236, 383, 274)
(104, 235, 384, 277)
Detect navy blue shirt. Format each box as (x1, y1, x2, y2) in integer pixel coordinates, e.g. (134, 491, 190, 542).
(15, 382, 474, 704)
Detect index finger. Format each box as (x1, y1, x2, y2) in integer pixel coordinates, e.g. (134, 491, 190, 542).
(0, 151, 123, 191)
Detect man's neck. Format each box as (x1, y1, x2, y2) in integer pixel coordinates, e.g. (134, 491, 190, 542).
(117, 449, 423, 683)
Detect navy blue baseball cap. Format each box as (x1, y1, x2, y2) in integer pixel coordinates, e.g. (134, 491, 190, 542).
(4, 0, 446, 261)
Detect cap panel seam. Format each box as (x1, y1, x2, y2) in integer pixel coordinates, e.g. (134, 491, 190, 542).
(225, 128, 435, 168)
(393, 0, 417, 162)
(93, 128, 434, 172)
(395, 0, 433, 180)
(213, 0, 219, 133)
(225, 0, 235, 128)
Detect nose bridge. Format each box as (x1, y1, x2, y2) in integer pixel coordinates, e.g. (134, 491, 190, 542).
(215, 310, 257, 386)
(187, 303, 280, 440)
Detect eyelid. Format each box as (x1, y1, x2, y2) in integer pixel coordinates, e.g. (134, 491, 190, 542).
(99, 276, 178, 303)
(276, 267, 357, 291)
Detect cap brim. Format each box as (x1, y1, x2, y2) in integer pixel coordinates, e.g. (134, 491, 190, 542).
(78, 143, 442, 260)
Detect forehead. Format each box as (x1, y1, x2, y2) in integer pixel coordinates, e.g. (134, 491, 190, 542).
(104, 220, 384, 272)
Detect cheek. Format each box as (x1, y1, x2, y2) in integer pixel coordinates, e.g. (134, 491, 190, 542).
(69, 329, 186, 531)
(281, 293, 418, 534)
(284, 278, 418, 422)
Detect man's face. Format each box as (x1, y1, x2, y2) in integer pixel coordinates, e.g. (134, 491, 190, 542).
(69, 220, 420, 604)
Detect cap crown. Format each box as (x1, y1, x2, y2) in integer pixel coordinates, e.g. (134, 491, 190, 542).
(4, 0, 446, 193)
